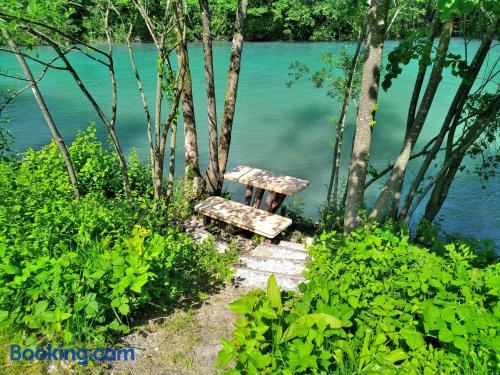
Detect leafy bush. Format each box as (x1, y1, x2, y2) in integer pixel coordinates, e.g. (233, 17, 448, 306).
(0, 225, 234, 345)
(0, 128, 235, 345)
(218, 226, 499, 374)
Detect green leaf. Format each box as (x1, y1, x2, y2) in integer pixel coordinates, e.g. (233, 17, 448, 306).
(131, 273, 149, 293)
(266, 275, 283, 315)
(401, 329, 425, 349)
(384, 349, 408, 364)
(217, 338, 236, 368)
(438, 328, 454, 343)
(85, 300, 99, 317)
(0, 310, 8, 321)
(259, 305, 278, 320)
(440, 307, 456, 323)
(281, 313, 341, 343)
(453, 336, 468, 351)
(229, 293, 257, 315)
(118, 303, 130, 316)
(348, 296, 359, 309)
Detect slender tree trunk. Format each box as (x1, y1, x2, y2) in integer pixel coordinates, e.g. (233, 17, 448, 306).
(152, 46, 166, 200)
(382, 15, 439, 214)
(199, 0, 220, 195)
(6, 36, 80, 200)
(399, 20, 498, 220)
(326, 23, 365, 214)
(166, 119, 178, 203)
(343, 0, 390, 233)
(174, 2, 203, 195)
(127, 32, 155, 170)
(176, 40, 203, 194)
(369, 18, 453, 222)
(28, 28, 131, 200)
(218, 0, 249, 180)
(406, 94, 499, 220)
(423, 155, 462, 222)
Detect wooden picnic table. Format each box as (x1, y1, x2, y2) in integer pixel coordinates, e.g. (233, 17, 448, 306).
(224, 165, 310, 213)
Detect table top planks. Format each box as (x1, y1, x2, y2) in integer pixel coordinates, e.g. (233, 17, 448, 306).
(194, 196, 292, 238)
(224, 165, 310, 196)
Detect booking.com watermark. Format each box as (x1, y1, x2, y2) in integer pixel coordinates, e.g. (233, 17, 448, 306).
(10, 344, 135, 365)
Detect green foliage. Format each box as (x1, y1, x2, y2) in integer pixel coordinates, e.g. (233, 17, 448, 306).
(279, 197, 315, 234)
(287, 49, 363, 102)
(463, 92, 500, 187)
(0, 128, 234, 345)
(0, 124, 12, 159)
(219, 226, 499, 373)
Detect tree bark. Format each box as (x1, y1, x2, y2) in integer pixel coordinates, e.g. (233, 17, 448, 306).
(398, 20, 498, 220)
(343, 0, 390, 233)
(6, 36, 80, 200)
(406, 94, 500, 220)
(27, 28, 131, 200)
(218, 0, 249, 179)
(326, 22, 365, 215)
(369, 18, 453, 222)
(165, 119, 178, 203)
(423, 154, 462, 222)
(177, 44, 203, 194)
(152, 44, 166, 200)
(174, 2, 203, 195)
(381, 15, 439, 215)
(199, 0, 220, 195)
(127, 29, 155, 171)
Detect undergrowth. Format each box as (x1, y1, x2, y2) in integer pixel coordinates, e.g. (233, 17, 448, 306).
(218, 225, 499, 374)
(0, 125, 235, 355)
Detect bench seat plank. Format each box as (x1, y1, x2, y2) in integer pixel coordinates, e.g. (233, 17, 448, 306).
(195, 196, 292, 238)
(224, 165, 309, 196)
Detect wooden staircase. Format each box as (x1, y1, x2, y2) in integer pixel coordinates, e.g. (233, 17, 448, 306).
(234, 240, 309, 290)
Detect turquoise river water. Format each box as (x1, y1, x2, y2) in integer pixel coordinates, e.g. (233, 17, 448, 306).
(1, 40, 498, 243)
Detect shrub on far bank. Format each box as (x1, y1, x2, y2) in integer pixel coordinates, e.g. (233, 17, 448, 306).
(218, 225, 499, 374)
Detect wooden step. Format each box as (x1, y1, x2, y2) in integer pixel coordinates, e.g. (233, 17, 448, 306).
(251, 244, 310, 260)
(234, 267, 305, 291)
(278, 240, 307, 251)
(195, 196, 292, 238)
(239, 255, 305, 276)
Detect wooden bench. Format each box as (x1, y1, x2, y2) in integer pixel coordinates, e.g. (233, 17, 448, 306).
(194, 196, 292, 238)
(224, 165, 310, 213)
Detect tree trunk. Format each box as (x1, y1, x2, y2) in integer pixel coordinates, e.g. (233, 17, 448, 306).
(174, 3, 203, 195)
(423, 155, 462, 222)
(126, 31, 155, 171)
(28, 29, 131, 200)
(383, 15, 439, 215)
(343, 0, 390, 233)
(165, 119, 178, 203)
(178, 45, 203, 194)
(326, 23, 365, 215)
(152, 46, 166, 200)
(7, 36, 80, 200)
(398, 20, 498, 220)
(218, 0, 249, 179)
(369, 18, 453, 222)
(199, 0, 220, 195)
(406, 94, 500, 220)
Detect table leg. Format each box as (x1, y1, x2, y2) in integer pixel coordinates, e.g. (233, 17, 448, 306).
(252, 188, 265, 209)
(271, 193, 286, 213)
(244, 184, 253, 205)
(265, 192, 286, 213)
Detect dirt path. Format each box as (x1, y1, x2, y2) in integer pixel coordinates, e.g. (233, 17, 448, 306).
(108, 284, 249, 375)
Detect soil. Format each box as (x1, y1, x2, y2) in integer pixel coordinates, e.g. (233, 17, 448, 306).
(107, 283, 250, 375)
